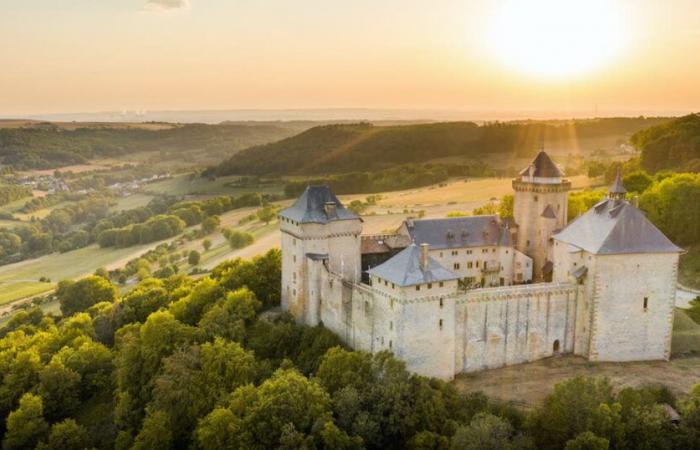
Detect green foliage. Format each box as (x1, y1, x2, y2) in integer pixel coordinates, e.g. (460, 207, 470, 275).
(622, 171, 653, 193)
(564, 432, 609, 450)
(224, 229, 255, 249)
(284, 164, 450, 197)
(188, 250, 201, 266)
(631, 113, 700, 172)
(450, 413, 516, 450)
(212, 249, 281, 309)
(0, 184, 32, 206)
(256, 206, 276, 224)
(0, 123, 296, 170)
(57, 275, 117, 316)
(639, 173, 700, 245)
(214, 118, 668, 176)
(132, 410, 172, 450)
(3, 393, 49, 450)
(568, 189, 607, 221)
(37, 419, 90, 450)
(202, 238, 212, 251)
(201, 215, 220, 234)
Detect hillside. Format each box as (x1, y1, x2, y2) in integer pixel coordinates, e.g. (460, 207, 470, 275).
(211, 117, 672, 176)
(0, 122, 305, 170)
(631, 113, 700, 172)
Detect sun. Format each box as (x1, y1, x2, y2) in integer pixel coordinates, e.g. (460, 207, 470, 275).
(485, 0, 628, 79)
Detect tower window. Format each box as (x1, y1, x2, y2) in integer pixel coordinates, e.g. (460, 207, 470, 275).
(439, 319, 443, 330)
(534, 195, 539, 201)
(416, 285, 420, 291)
(389, 340, 393, 349)
(454, 263, 460, 270)
(390, 321, 393, 330)
(439, 298, 444, 308)
(439, 282, 444, 287)
(643, 297, 648, 311)
(526, 240, 530, 247)
(293, 255, 296, 263)
(427, 283, 432, 289)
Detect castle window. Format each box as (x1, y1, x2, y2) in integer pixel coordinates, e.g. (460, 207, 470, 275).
(482, 249, 488, 254)
(526, 240, 530, 247)
(439, 298, 444, 308)
(439, 319, 443, 330)
(381, 336, 384, 345)
(476, 261, 480, 268)
(389, 340, 393, 349)
(364, 301, 369, 316)
(390, 321, 393, 330)
(392, 283, 395, 289)
(384, 280, 388, 286)
(467, 250, 473, 255)
(416, 285, 421, 291)
(454, 263, 460, 270)
(506, 250, 509, 254)
(390, 298, 394, 309)
(439, 282, 444, 287)
(427, 283, 432, 289)
(468, 262, 473, 269)
(643, 297, 648, 311)
(534, 195, 539, 201)
(452, 250, 458, 256)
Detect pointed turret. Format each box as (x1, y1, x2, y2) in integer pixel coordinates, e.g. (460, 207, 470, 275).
(609, 171, 627, 201)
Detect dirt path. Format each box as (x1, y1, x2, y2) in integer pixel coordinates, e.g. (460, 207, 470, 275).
(453, 355, 700, 408)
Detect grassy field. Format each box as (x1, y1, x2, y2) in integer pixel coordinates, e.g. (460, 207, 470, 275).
(680, 245, 700, 290)
(109, 193, 155, 212)
(0, 241, 173, 308)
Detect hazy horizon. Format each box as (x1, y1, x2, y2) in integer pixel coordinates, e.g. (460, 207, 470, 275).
(2, 0, 700, 118)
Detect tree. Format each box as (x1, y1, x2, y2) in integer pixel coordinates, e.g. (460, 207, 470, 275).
(256, 206, 276, 225)
(57, 275, 117, 317)
(188, 250, 201, 266)
(564, 432, 609, 450)
(202, 238, 212, 251)
(623, 171, 653, 194)
(37, 419, 89, 450)
(450, 413, 515, 450)
(132, 410, 173, 450)
(3, 393, 49, 450)
(227, 230, 254, 249)
(201, 215, 220, 235)
(640, 173, 700, 245)
(37, 360, 81, 420)
(526, 377, 616, 450)
(198, 288, 261, 341)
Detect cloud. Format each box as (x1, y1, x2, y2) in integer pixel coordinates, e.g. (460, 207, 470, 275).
(145, 0, 190, 11)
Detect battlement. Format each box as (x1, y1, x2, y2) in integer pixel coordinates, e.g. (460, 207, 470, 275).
(512, 179, 572, 193)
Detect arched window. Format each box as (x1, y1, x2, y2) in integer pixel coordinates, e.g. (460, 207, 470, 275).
(553, 339, 560, 354)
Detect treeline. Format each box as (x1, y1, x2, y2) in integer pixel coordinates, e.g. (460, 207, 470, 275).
(95, 193, 264, 248)
(19, 191, 87, 214)
(210, 117, 671, 176)
(0, 193, 268, 265)
(631, 113, 700, 173)
(0, 123, 298, 170)
(0, 184, 32, 206)
(283, 164, 450, 197)
(2, 250, 700, 449)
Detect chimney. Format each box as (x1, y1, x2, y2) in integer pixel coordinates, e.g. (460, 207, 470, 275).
(420, 243, 430, 271)
(324, 201, 337, 218)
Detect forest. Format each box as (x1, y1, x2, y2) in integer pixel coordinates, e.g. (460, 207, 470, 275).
(210, 117, 670, 176)
(631, 113, 700, 173)
(0, 124, 298, 170)
(2, 249, 700, 450)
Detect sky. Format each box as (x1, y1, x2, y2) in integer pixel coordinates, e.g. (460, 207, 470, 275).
(1, 0, 700, 118)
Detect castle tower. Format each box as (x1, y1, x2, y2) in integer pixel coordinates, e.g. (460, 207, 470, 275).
(278, 185, 362, 325)
(512, 151, 570, 281)
(552, 176, 682, 361)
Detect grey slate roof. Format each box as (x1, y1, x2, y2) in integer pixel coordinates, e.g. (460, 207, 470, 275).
(519, 151, 564, 178)
(279, 185, 359, 224)
(553, 199, 682, 254)
(403, 216, 512, 250)
(610, 171, 627, 195)
(367, 244, 459, 287)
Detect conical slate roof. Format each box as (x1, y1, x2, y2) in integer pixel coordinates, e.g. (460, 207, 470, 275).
(519, 151, 564, 178)
(279, 185, 358, 224)
(367, 244, 458, 287)
(553, 199, 682, 255)
(609, 171, 627, 195)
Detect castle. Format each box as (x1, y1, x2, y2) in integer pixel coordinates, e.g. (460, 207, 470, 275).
(278, 151, 682, 380)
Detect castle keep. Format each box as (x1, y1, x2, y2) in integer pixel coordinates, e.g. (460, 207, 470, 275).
(279, 152, 682, 380)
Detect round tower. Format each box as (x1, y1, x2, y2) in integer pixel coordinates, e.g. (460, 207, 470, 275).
(512, 151, 570, 281)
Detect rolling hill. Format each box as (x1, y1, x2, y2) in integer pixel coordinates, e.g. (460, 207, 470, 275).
(631, 113, 700, 172)
(210, 117, 672, 176)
